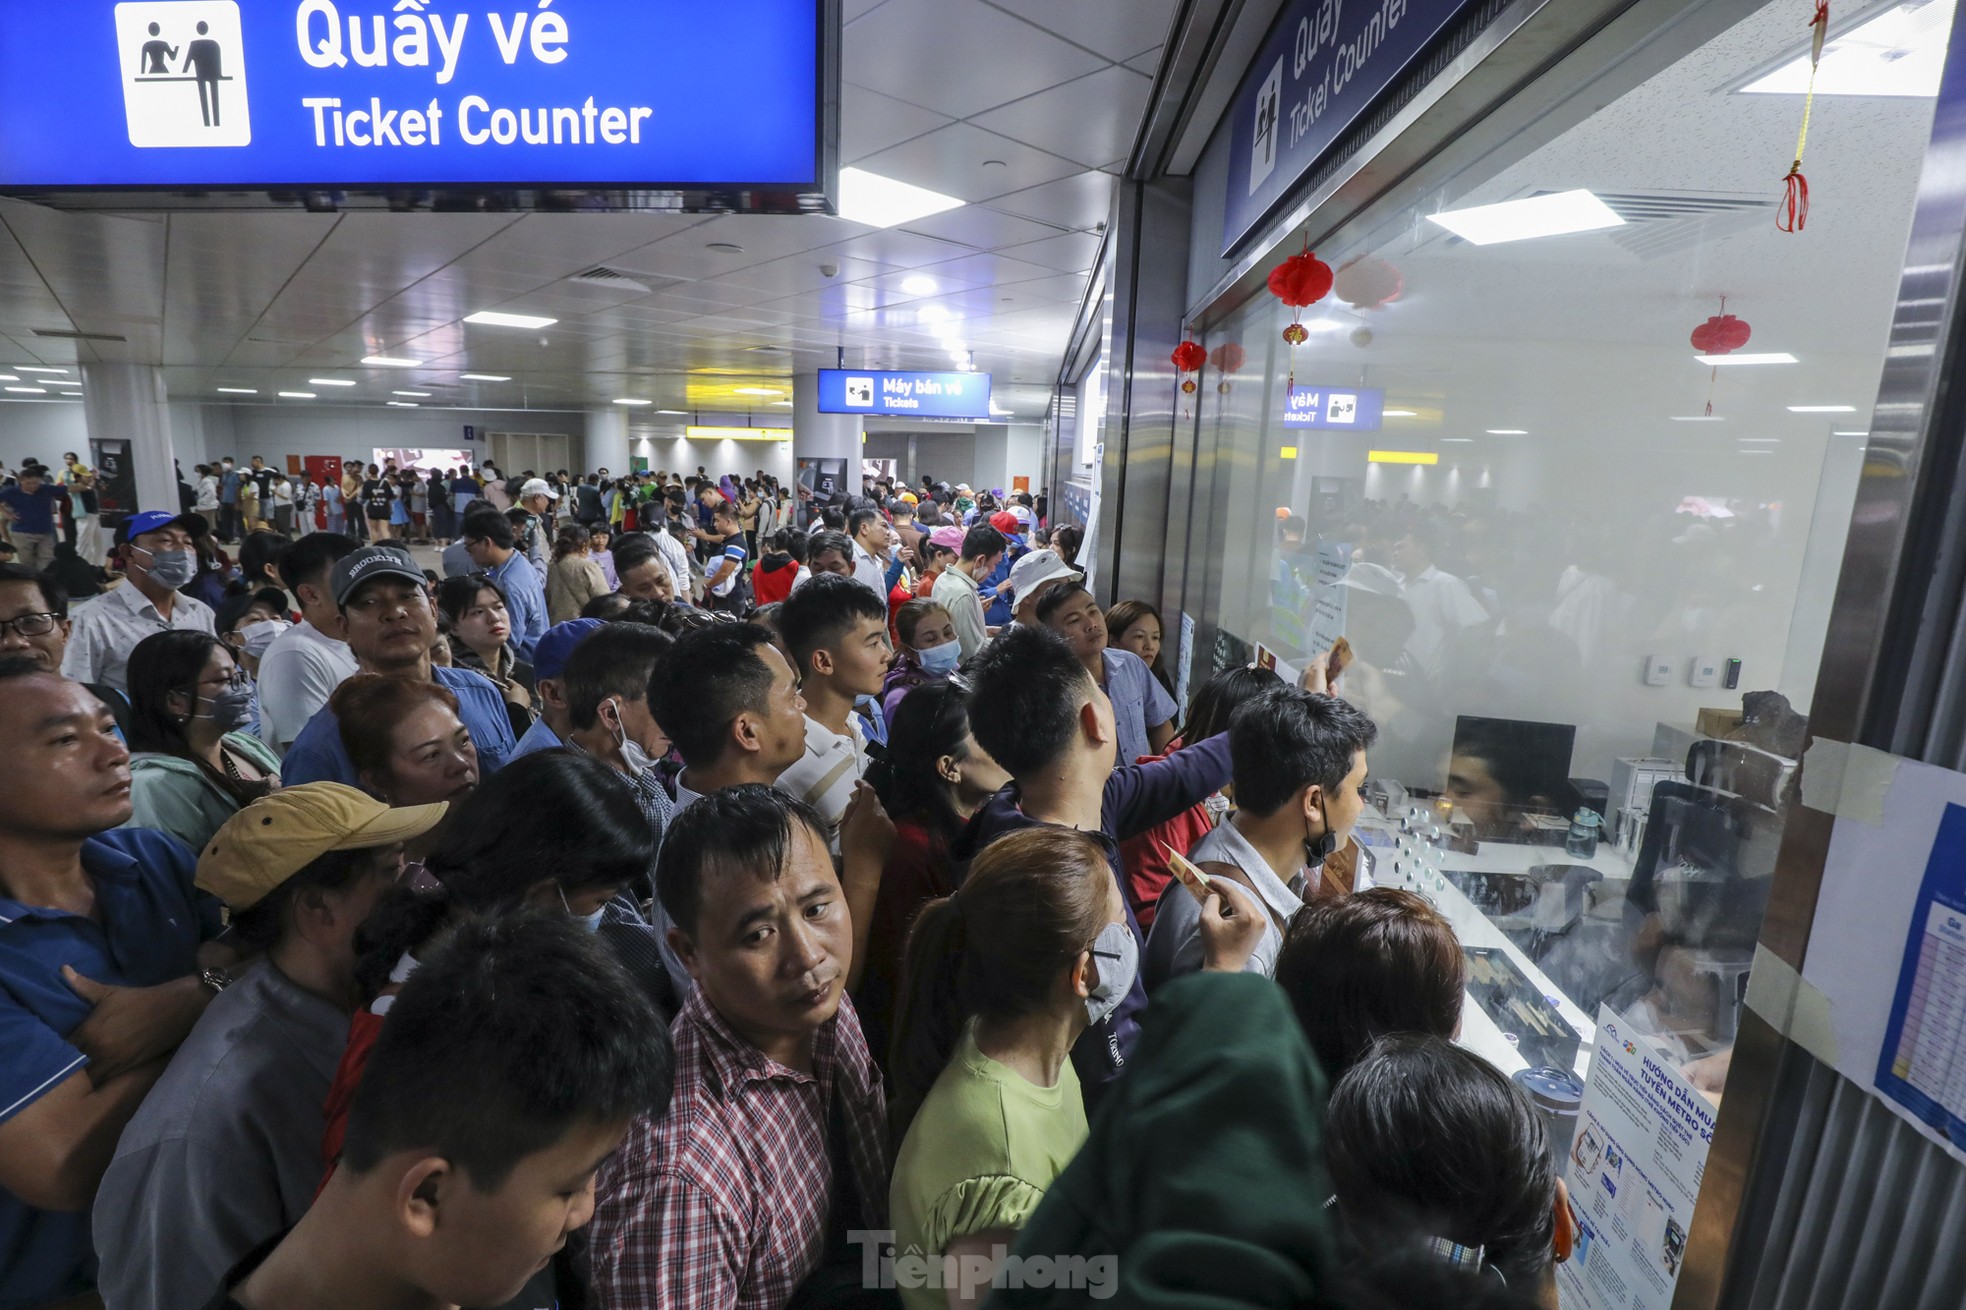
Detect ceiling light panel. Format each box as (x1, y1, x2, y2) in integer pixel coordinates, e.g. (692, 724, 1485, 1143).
(1698, 353, 1798, 366)
(836, 167, 965, 228)
(1741, 1, 1952, 98)
(1427, 189, 1625, 245)
(464, 311, 559, 330)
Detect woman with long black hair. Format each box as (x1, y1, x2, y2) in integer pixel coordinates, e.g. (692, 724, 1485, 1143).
(123, 629, 281, 850)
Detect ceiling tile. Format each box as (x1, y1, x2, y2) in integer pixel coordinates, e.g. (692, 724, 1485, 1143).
(852, 122, 1081, 204)
(845, 0, 1106, 118)
(1003, 231, 1103, 273)
(1125, 46, 1164, 75)
(842, 83, 953, 163)
(980, 0, 1178, 61)
(971, 66, 1154, 168)
(988, 171, 1118, 231)
(898, 206, 1064, 251)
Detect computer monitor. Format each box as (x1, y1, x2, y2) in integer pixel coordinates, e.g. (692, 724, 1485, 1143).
(1448, 716, 1578, 825)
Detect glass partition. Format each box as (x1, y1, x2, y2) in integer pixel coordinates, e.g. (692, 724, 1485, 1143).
(1190, 0, 1951, 1085)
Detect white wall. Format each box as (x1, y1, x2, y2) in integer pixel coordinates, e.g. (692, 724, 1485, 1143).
(0, 401, 89, 471)
(632, 435, 795, 487)
(207, 404, 584, 472)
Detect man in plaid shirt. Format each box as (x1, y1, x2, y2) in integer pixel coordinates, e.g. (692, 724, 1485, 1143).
(590, 786, 890, 1310)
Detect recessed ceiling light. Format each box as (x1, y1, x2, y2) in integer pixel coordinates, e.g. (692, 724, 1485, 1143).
(1383, 409, 1418, 417)
(733, 387, 782, 396)
(1787, 404, 1856, 412)
(216, 386, 257, 394)
(362, 355, 422, 367)
(4, 386, 47, 394)
(1741, 437, 1782, 443)
(460, 373, 512, 382)
(1671, 415, 1725, 421)
(901, 275, 938, 295)
(614, 398, 653, 406)
(278, 391, 316, 399)
(982, 159, 1008, 168)
(837, 166, 964, 228)
(16, 366, 67, 374)
(918, 303, 952, 323)
(1486, 428, 1527, 435)
(1441, 437, 1475, 443)
(392, 390, 432, 397)
(1427, 189, 1624, 245)
(1834, 430, 1870, 436)
(387, 401, 419, 408)
(657, 409, 688, 415)
(1741, 1, 1952, 98)
(309, 378, 357, 387)
(464, 311, 558, 330)
(0, 375, 18, 382)
(769, 400, 794, 407)
(1698, 352, 1797, 366)
(58, 392, 81, 398)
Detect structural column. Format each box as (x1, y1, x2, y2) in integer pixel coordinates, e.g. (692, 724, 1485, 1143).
(793, 371, 861, 520)
(81, 363, 180, 514)
(585, 405, 631, 477)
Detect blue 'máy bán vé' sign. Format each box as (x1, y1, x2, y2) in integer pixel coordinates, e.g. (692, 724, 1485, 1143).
(1222, 0, 1478, 255)
(1282, 384, 1383, 431)
(817, 369, 991, 419)
(0, 0, 821, 191)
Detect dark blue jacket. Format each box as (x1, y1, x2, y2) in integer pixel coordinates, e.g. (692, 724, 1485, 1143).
(949, 733, 1233, 1101)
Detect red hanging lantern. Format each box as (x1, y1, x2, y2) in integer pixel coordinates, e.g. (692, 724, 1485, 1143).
(1210, 342, 1247, 374)
(1267, 251, 1334, 309)
(1268, 242, 1333, 396)
(1333, 257, 1404, 310)
(1690, 299, 1753, 415)
(1171, 340, 1207, 373)
(1689, 314, 1752, 355)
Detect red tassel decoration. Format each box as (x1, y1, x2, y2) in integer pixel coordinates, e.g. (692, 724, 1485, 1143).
(1778, 1, 1830, 233)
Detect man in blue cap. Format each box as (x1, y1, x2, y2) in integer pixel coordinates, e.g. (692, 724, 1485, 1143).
(511, 617, 603, 759)
(61, 510, 215, 694)
(280, 545, 516, 786)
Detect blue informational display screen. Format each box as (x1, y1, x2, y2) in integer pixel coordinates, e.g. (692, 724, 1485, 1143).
(0, 0, 821, 190)
(1281, 384, 1383, 431)
(816, 369, 992, 419)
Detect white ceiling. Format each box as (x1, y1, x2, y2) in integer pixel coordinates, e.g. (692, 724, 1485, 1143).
(1218, 0, 1942, 456)
(0, 0, 1179, 425)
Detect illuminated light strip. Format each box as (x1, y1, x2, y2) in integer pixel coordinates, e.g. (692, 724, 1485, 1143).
(1368, 450, 1439, 465)
(684, 426, 793, 442)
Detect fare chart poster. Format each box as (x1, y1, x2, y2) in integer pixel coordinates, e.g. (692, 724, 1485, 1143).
(1557, 1007, 1716, 1310)
(0, 0, 821, 188)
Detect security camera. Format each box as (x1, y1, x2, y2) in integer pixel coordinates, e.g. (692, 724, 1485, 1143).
(820, 262, 840, 278)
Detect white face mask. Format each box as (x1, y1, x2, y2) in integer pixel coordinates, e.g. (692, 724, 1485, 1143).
(607, 698, 659, 776)
(557, 883, 605, 934)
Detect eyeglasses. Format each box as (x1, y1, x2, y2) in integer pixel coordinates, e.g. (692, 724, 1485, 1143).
(0, 611, 59, 639)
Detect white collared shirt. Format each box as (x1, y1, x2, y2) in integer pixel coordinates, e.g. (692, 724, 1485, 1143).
(773, 714, 867, 852)
(62, 583, 216, 693)
(850, 539, 888, 598)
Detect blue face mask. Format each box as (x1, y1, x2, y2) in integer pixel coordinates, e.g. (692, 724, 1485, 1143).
(558, 884, 605, 934)
(918, 641, 962, 676)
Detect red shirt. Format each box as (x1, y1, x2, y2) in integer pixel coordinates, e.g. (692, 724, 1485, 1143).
(752, 557, 799, 606)
(853, 817, 955, 1067)
(1116, 747, 1216, 929)
(316, 1007, 386, 1196)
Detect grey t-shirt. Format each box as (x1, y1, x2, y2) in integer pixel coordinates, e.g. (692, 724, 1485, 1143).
(93, 959, 347, 1310)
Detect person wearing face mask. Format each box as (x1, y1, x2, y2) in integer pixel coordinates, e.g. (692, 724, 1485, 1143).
(62, 510, 217, 694)
(121, 630, 282, 852)
(1143, 687, 1377, 990)
(881, 599, 962, 721)
(887, 827, 1266, 1309)
(560, 622, 677, 873)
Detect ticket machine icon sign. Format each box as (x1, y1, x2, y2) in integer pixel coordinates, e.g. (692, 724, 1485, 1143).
(843, 377, 875, 408)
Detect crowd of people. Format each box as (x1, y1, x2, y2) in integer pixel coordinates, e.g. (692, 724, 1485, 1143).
(0, 457, 1578, 1310)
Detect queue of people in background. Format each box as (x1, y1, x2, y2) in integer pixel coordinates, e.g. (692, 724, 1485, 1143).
(0, 458, 1583, 1310)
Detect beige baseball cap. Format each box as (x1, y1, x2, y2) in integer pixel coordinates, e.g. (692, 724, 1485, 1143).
(196, 783, 448, 911)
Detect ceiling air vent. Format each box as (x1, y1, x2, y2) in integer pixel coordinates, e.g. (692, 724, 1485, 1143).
(33, 329, 126, 342)
(571, 266, 651, 292)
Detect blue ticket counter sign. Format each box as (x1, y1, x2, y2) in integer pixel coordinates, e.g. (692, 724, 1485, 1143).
(1222, 0, 1479, 254)
(0, 0, 829, 208)
(816, 369, 992, 419)
(1282, 384, 1383, 431)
